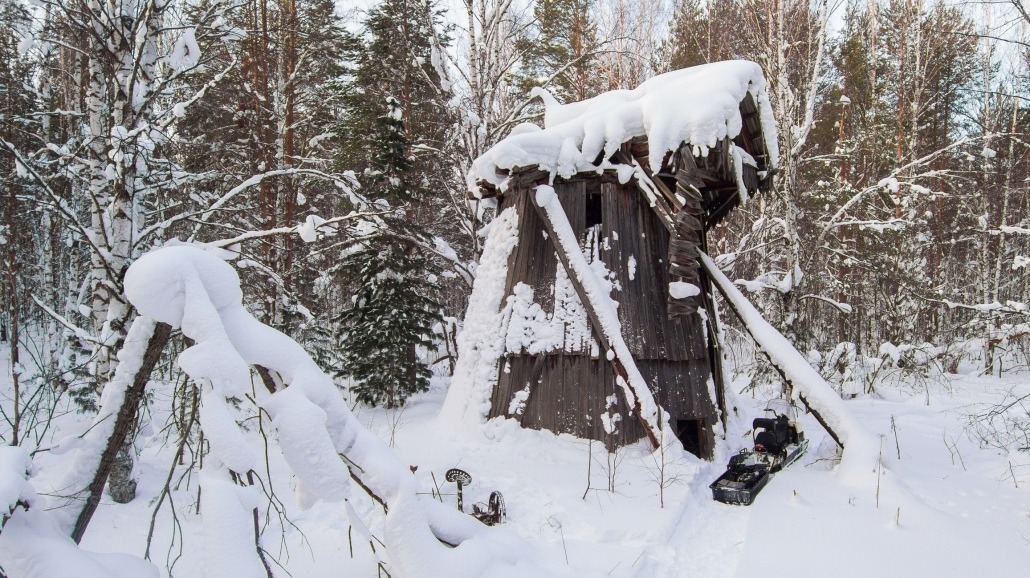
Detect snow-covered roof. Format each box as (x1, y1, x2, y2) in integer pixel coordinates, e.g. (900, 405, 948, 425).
(469, 60, 779, 196)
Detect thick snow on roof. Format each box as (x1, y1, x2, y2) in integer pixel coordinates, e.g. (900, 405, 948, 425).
(469, 60, 779, 194)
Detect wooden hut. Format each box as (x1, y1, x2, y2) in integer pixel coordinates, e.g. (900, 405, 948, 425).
(450, 61, 778, 459)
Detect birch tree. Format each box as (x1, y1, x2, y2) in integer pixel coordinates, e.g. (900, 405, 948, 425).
(7, 0, 278, 503)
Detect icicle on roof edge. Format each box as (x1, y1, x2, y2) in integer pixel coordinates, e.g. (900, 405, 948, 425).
(468, 60, 779, 196)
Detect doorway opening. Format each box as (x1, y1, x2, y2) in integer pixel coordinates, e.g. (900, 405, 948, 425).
(676, 418, 704, 458)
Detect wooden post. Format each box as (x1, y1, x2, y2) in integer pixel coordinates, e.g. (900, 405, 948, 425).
(699, 233, 728, 429)
(698, 253, 844, 449)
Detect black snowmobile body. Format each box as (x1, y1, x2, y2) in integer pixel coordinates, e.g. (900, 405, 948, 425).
(710, 404, 809, 506)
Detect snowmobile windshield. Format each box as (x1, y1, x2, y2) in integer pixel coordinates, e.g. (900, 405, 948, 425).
(765, 399, 796, 422)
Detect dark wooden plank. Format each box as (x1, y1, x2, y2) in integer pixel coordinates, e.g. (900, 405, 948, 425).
(496, 355, 720, 454)
(530, 194, 662, 449)
(487, 167, 724, 457)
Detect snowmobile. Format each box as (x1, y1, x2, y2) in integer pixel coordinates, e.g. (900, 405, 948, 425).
(710, 400, 809, 506)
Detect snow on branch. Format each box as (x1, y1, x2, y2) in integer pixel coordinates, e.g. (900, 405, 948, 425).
(998, 225, 1030, 235)
(29, 295, 100, 346)
(810, 136, 981, 254)
(933, 298, 1029, 316)
(197, 210, 388, 249)
(187, 168, 361, 240)
(798, 294, 854, 314)
(121, 246, 563, 577)
(700, 252, 884, 482)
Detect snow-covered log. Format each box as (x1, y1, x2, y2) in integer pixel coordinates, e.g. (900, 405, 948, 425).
(699, 252, 883, 481)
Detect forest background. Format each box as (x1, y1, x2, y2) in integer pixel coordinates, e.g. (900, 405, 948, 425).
(0, 0, 1028, 504)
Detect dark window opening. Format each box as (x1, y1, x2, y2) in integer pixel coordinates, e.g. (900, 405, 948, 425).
(585, 193, 603, 228)
(676, 419, 704, 458)
(658, 174, 678, 192)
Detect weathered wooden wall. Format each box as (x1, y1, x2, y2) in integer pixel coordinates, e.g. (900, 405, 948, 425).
(487, 176, 719, 456)
(493, 355, 716, 448)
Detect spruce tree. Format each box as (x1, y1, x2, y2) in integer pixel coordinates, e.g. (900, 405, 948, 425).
(663, 0, 746, 71)
(176, 0, 350, 332)
(335, 98, 441, 408)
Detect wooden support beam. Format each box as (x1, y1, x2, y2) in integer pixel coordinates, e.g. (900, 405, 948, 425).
(637, 163, 683, 211)
(698, 235, 728, 429)
(698, 254, 844, 449)
(614, 151, 683, 219)
(529, 192, 662, 449)
(704, 190, 742, 230)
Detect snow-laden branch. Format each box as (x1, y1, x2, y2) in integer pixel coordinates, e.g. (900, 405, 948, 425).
(797, 294, 853, 314)
(0, 447, 35, 528)
(187, 169, 360, 241)
(810, 136, 982, 255)
(47, 318, 172, 541)
(824, 218, 910, 232)
(29, 295, 100, 347)
(998, 225, 1030, 235)
(120, 246, 564, 578)
(700, 252, 884, 482)
(201, 210, 386, 248)
(926, 297, 1029, 317)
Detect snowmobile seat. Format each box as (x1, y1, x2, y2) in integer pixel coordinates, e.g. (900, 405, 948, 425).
(754, 430, 781, 454)
(753, 417, 790, 453)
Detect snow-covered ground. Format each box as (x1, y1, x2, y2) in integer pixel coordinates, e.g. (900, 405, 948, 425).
(1, 335, 1027, 577)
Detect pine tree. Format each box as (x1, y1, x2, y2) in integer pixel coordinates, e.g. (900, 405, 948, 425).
(336, 0, 449, 185)
(521, 0, 602, 102)
(663, 0, 744, 71)
(177, 0, 350, 332)
(335, 98, 441, 408)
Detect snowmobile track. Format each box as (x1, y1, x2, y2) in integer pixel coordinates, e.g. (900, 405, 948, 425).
(630, 464, 750, 578)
